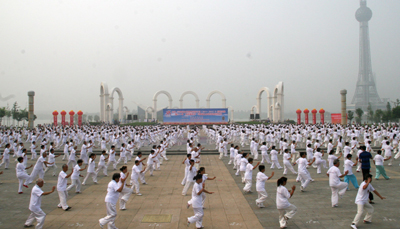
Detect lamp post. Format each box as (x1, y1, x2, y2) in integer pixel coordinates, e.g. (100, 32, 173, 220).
(52, 111, 59, 127)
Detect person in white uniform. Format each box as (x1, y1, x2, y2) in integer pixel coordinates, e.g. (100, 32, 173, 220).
(16, 156, 33, 194)
(66, 159, 87, 193)
(57, 164, 73, 211)
(130, 160, 145, 196)
(82, 153, 98, 185)
(182, 159, 197, 196)
(276, 177, 297, 229)
(326, 159, 349, 207)
(96, 151, 109, 177)
(187, 174, 214, 229)
(255, 165, 274, 208)
(118, 166, 132, 210)
(24, 179, 56, 229)
(99, 173, 126, 229)
(294, 152, 314, 192)
(350, 174, 386, 229)
(243, 158, 260, 193)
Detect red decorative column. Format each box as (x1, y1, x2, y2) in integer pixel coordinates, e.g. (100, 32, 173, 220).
(304, 109, 309, 124)
(312, 109, 317, 124)
(52, 110, 59, 127)
(77, 110, 83, 126)
(296, 109, 301, 124)
(319, 109, 325, 124)
(69, 110, 75, 126)
(60, 110, 67, 127)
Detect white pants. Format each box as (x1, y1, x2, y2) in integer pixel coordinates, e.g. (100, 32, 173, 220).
(62, 151, 69, 161)
(116, 156, 127, 165)
(330, 182, 348, 206)
(139, 172, 146, 184)
(243, 179, 252, 192)
(107, 160, 117, 170)
(68, 160, 76, 169)
(240, 171, 245, 183)
(261, 154, 271, 164)
(256, 190, 268, 206)
(144, 164, 154, 176)
(96, 165, 107, 176)
(182, 180, 194, 195)
(253, 150, 259, 160)
(283, 161, 297, 175)
(270, 160, 282, 169)
(119, 187, 132, 209)
(25, 209, 46, 229)
(188, 207, 204, 228)
(352, 203, 374, 225)
(27, 169, 44, 184)
(291, 152, 299, 163)
(219, 149, 224, 159)
(44, 164, 58, 176)
(58, 190, 69, 210)
(99, 202, 117, 229)
(67, 178, 81, 192)
(82, 172, 97, 184)
(0, 158, 9, 169)
(278, 204, 297, 228)
(18, 173, 30, 192)
(130, 177, 140, 194)
(228, 156, 235, 165)
(315, 160, 327, 173)
(298, 173, 312, 190)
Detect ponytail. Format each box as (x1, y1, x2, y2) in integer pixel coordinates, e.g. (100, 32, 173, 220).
(277, 177, 287, 187)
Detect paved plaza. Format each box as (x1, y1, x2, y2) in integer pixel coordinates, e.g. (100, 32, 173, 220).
(0, 146, 399, 229)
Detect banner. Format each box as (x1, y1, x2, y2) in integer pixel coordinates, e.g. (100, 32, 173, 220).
(331, 113, 343, 124)
(163, 108, 228, 124)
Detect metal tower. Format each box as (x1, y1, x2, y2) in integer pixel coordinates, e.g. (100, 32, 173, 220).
(351, 0, 383, 110)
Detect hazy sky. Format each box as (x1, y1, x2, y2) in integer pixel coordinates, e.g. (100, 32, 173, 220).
(1, 0, 399, 118)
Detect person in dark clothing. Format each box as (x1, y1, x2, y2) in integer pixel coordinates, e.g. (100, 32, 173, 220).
(358, 145, 374, 203)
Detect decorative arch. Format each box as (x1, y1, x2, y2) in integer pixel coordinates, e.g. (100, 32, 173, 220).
(206, 90, 226, 108)
(256, 87, 272, 119)
(145, 107, 155, 120)
(100, 82, 109, 122)
(273, 82, 284, 122)
(153, 91, 173, 120)
(123, 106, 129, 121)
(179, 91, 200, 108)
(109, 87, 124, 123)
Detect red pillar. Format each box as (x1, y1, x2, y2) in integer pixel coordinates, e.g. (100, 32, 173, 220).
(52, 111, 59, 127)
(69, 110, 75, 126)
(312, 109, 317, 124)
(304, 109, 309, 124)
(60, 110, 67, 126)
(319, 109, 325, 124)
(77, 110, 83, 126)
(296, 109, 301, 124)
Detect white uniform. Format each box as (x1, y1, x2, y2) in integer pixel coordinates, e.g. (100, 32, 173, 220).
(25, 185, 46, 229)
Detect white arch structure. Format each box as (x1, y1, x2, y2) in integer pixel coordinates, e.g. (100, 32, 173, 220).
(153, 90, 173, 119)
(100, 82, 124, 123)
(179, 91, 200, 108)
(255, 82, 284, 122)
(145, 107, 155, 120)
(206, 90, 226, 108)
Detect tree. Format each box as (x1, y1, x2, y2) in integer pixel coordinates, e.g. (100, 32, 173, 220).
(392, 106, 400, 120)
(355, 108, 364, 124)
(374, 109, 384, 123)
(0, 107, 6, 125)
(347, 110, 354, 124)
(386, 102, 392, 121)
(367, 103, 374, 123)
(391, 98, 400, 108)
(88, 115, 93, 122)
(94, 115, 100, 122)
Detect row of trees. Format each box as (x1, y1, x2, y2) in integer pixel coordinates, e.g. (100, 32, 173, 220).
(347, 100, 400, 124)
(0, 102, 36, 126)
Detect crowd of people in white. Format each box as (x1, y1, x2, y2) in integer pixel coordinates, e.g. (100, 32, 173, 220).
(0, 122, 397, 229)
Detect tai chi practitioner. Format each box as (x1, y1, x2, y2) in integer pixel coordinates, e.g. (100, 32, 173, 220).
(255, 165, 274, 208)
(350, 174, 386, 229)
(381, 141, 393, 166)
(66, 159, 87, 193)
(0, 143, 11, 169)
(118, 166, 132, 210)
(228, 144, 235, 164)
(99, 173, 125, 229)
(276, 177, 297, 229)
(106, 146, 117, 170)
(243, 158, 260, 193)
(44, 149, 60, 176)
(82, 153, 98, 185)
(270, 146, 282, 169)
(135, 152, 147, 184)
(182, 159, 197, 196)
(234, 149, 243, 173)
(187, 174, 214, 229)
(260, 142, 271, 164)
(31, 142, 38, 160)
(187, 167, 216, 208)
(344, 154, 359, 190)
(290, 141, 299, 163)
(26, 152, 52, 184)
(67, 146, 78, 169)
(326, 159, 349, 207)
(282, 149, 297, 175)
(314, 148, 327, 174)
(294, 152, 314, 192)
(239, 153, 249, 183)
(373, 150, 390, 180)
(57, 164, 73, 211)
(328, 150, 342, 168)
(16, 156, 33, 194)
(116, 143, 127, 166)
(96, 150, 109, 177)
(181, 154, 192, 186)
(130, 160, 145, 196)
(144, 149, 157, 176)
(24, 179, 56, 229)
